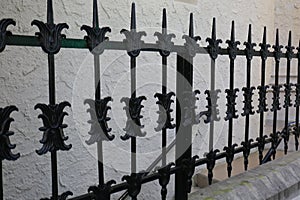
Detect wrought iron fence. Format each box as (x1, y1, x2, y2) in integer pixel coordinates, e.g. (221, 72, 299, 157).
(0, 0, 300, 200)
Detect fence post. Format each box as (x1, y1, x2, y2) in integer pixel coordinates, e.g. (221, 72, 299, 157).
(175, 13, 198, 200)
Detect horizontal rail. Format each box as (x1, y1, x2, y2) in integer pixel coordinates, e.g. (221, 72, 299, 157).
(5, 35, 299, 59)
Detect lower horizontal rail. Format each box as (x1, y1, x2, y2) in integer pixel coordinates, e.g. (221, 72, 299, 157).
(69, 138, 272, 200)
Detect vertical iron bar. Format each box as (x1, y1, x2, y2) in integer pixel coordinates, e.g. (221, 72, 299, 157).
(283, 31, 293, 154)
(271, 29, 282, 160)
(224, 21, 239, 176)
(49, 53, 58, 200)
(241, 24, 255, 171)
(161, 9, 167, 167)
(0, 160, 2, 200)
(209, 59, 215, 152)
(257, 27, 270, 163)
(92, 0, 105, 186)
(162, 57, 167, 167)
(296, 41, 300, 151)
(94, 55, 105, 186)
(131, 57, 137, 173)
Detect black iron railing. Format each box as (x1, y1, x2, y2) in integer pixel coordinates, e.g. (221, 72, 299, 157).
(0, 0, 300, 200)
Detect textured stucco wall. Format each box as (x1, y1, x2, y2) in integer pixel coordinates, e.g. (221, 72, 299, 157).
(0, 0, 298, 199)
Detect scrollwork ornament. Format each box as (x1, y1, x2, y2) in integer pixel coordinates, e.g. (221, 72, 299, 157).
(199, 90, 221, 123)
(257, 85, 269, 113)
(0, 18, 16, 52)
(35, 102, 72, 155)
(271, 85, 282, 112)
(241, 87, 255, 116)
(224, 88, 239, 121)
(0, 105, 20, 161)
(154, 92, 175, 131)
(182, 90, 201, 127)
(120, 95, 147, 140)
(84, 97, 114, 144)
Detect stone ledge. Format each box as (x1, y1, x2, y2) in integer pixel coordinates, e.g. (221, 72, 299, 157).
(189, 151, 300, 200)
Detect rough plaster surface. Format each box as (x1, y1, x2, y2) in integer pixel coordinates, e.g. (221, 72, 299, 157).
(0, 0, 299, 199)
(189, 151, 300, 200)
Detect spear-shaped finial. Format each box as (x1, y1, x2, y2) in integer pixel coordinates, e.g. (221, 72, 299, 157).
(162, 8, 167, 34)
(130, 3, 136, 30)
(275, 29, 280, 47)
(286, 30, 294, 60)
(93, 0, 99, 28)
(47, 0, 54, 25)
(212, 17, 216, 40)
(247, 24, 252, 43)
(262, 26, 267, 45)
(288, 31, 292, 47)
(189, 13, 194, 38)
(230, 21, 235, 42)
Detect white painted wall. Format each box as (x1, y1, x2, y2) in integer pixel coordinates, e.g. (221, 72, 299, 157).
(0, 0, 299, 199)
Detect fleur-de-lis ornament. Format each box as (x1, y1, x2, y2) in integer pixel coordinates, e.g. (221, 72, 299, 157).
(81, 0, 111, 55)
(226, 21, 240, 60)
(241, 139, 254, 171)
(182, 13, 201, 57)
(244, 24, 256, 61)
(154, 9, 175, 57)
(84, 97, 114, 144)
(223, 144, 238, 177)
(122, 172, 145, 200)
(121, 3, 146, 58)
(259, 27, 271, 61)
(31, 0, 69, 54)
(182, 156, 199, 193)
(88, 180, 116, 200)
(35, 102, 72, 155)
(0, 106, 20, 161)
(0, 18, 16, 52)
(206, 18, 222, 60)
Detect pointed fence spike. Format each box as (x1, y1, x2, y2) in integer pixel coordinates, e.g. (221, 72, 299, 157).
(288, 31, 292, 47)
(189, 13, 194, 38)
(276, 29, 279, 46)
(231, 21, 235, 41)
(47, 0, 54, 24)
(247, 24, 252, 43)
(212, 18, 216, 40)
(162, 8, 167, 29)
(263, 26, 267, 44)
(130, 3, 136, 30)
(93, 0, 99, 28)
